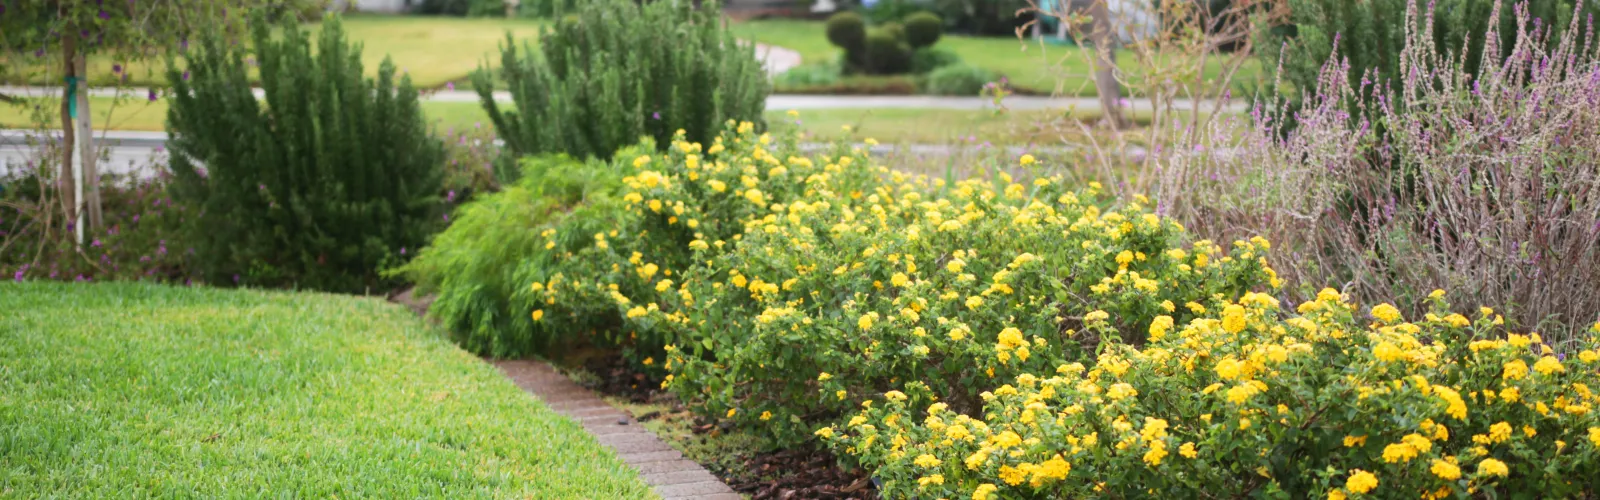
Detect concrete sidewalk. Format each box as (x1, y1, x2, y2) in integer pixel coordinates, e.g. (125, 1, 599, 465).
(0, 85, 1247, 112)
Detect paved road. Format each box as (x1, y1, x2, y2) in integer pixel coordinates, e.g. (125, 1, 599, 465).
(0, 129, 1086, 179)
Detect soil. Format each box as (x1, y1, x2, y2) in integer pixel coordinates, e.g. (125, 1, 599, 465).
(573, 353, 880, 500)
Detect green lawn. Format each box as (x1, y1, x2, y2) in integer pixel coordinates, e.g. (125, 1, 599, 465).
(0, 282, 653, 498)
(0, 95, 493, 132)
(730, 19, 1262, 96)
(6, 15, 545, 90)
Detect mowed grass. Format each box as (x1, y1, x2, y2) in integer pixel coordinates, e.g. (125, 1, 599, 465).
(729, 19, 1263, 96)
(0, 282, 653, 498)
(0, 95, 493, 132)
(5, 15, 545, 90)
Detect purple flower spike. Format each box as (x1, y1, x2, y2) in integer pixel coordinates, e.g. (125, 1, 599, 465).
(400, 247, 407, 256)
(446, 190, 457, 203)
(98, 10, 110, 20)
(148, 89, 157, 102)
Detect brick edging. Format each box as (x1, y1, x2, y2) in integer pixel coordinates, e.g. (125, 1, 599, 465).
(495, 359, 742, 500)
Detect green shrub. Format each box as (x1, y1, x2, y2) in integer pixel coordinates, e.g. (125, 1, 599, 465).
(393, 153, 625, 357)
(864, 28, 912, 74)
(475, 0, 769, 160)
(1257, 0, 1599, 107)
(922, 63, 997, 95)
(929, 0, 1031, 35)
(415, 0, 470, 16)
(903, 11, 943, 48)
(880, 21, 907, 43)
(910, 46, 962, 74)
(775, 62, 843, 88)
(165, 15, 445, 292)
(863, 0, 929, 25)
(829, 293, 1600, 498)
(825, 11, 868, 53)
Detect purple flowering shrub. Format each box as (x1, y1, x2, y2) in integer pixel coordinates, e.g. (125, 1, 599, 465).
(1157, 1, 1600, 344)
(3, 165, 194, 284)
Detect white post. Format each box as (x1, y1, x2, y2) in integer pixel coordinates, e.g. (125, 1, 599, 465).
(69, 77, 84, 245)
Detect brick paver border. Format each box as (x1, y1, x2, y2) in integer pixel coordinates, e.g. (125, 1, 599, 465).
(496, 359, 742, 500)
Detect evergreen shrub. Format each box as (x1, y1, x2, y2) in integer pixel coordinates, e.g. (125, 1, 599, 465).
(476, 0, 769, 160)
(166, 15, 445, 292)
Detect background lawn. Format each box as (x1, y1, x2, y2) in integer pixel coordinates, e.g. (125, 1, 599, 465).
(730, 19, 1263, 96)
(0, 282, 653, 498)
(3, 15, 546, 90)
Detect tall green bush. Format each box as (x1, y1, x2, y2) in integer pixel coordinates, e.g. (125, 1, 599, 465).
(1258, 0, 1598, 105)
(166, 15, 445, 292)
(475, 0, 769, 160)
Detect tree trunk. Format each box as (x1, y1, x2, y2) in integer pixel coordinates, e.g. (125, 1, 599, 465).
(76, 55, 102, 231)
(58, 31, 78, 228)
(1088, 0, 1127, 129)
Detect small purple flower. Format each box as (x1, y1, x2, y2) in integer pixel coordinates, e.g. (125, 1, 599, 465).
(181, 38, 189, 51)
(98, 10, 110, 20)
(446, 190, 457, 203)
(400, 247, 407, 256)
(112, 63, 122, 73)
(233, 274, 240, 284)
(1558, 352, 1567, 361)
(91, 239, 101, 247)
(652, 111, 662, 120)
(148, 89, 157, 102)
(75, 274, 86, 282)
(443, 213, 450, 222)
(13, 269, 23, 282)
(446, 81, 455, 91)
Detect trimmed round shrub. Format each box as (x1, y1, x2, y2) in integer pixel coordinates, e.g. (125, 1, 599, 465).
(922, 63, 998, 96)
(880, 21, 907, 43)
(910, 46, 962, 74)
(904, 11, 943, 49)
(825, 11, 867, 52)
(864, 29, 912, 75)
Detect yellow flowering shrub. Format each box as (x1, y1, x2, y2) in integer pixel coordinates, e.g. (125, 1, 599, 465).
(515, 119, 1278, 446)
(825, 291, 1600, 497)
(656, 165, 1277, 443)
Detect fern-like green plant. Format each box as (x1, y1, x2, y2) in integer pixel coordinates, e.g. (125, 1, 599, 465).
(474, 0, 769, 160)
(165, 14, 445, 293)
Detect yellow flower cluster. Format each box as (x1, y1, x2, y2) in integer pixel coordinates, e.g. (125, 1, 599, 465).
(825, 287, 1600, 498)
(524, 118, 1285, 445)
